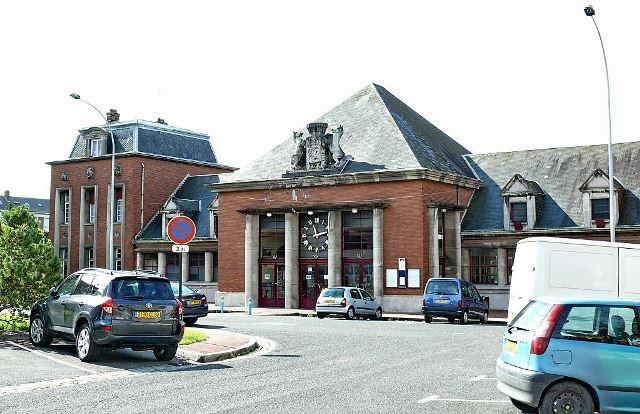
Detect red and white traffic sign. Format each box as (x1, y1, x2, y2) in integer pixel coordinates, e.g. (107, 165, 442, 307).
(167, 216, 196, 245)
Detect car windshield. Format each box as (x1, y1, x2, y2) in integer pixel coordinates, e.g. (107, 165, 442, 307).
(425, 280, 459, 295)
(509, 300, 554, 331)
(171, 283, 195, 295)
(321, 288, 344, 298)
(112, 278, 175, 300)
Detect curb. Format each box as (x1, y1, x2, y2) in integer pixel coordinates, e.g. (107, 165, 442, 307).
(177, 337, 259, 363)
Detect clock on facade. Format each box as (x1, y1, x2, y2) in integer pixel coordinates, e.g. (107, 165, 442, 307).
(302, 217, 329, 254)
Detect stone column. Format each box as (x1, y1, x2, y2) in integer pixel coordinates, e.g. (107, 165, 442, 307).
(444, 210, 462, 276)
(427, 207, 439, 278)
(373, 208, 384, 299)
(205, 251, 214, 282)
(136, 252, 143, 270)
(461, 248, 470, 281)
(328, 210, 342, 287)
(284, 213, 299, 309)
(158, 252, 167, 276)
(497, 248, 508, 286)
(244, 214, 260, 307)
(181, 252, 189, 283)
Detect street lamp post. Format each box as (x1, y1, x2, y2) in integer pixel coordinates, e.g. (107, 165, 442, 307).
(584, 5, 616, 242)
(70, 93, 116, 269)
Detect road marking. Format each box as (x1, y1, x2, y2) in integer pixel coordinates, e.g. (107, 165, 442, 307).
(0, 370, 142, 396)
(418, 395, 508, 404)
(7, 341, 98, 374)
(470, 375, 498, 382)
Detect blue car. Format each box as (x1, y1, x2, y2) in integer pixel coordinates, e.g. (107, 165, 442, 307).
(421, 277, 489, 324)
(497, 297, 640, 413)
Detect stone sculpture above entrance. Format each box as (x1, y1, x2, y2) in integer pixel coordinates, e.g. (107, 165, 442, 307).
(286, 122, 349, 177)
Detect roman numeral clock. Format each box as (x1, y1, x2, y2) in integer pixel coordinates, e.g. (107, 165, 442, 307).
(301, 217, 329, 257)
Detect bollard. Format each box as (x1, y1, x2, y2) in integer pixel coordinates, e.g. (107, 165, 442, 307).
(248, 297, 253, 315)
(220, 296, 225, 314)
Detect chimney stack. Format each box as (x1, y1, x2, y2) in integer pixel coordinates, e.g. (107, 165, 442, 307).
(3, 190, 9, 198)
(106, 109, 120, 123)
(157, 118, 167, 125)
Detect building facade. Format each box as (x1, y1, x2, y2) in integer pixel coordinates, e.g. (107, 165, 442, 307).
(48, 113, 234, 277)
(0, 190, 50, 233)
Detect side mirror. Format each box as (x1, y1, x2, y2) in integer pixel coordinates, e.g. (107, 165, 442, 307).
(49, 287, 58, 297)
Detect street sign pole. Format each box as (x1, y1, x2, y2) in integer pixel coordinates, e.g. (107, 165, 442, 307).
(166, 216, 197, 306)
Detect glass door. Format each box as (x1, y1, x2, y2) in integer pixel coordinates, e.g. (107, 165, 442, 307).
(259, 263, 285, 307)
(343, 260, 373, 292)
(299, 263, 328, 309)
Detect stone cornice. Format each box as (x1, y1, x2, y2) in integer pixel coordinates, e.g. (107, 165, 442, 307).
(209, 168, 482, 193)
(47, 152, 236, 171)
(462, 226, 640, 239)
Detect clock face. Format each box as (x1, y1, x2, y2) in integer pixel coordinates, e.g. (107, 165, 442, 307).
(301, 217, 329, 255)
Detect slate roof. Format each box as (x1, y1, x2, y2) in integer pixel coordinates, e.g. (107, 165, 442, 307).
(67, 120, 220, 165)
(222, 84, 474, 183)
(462, 141, 640, 232)
(0, 194, 49, 214)
(136, 174, 220, 241)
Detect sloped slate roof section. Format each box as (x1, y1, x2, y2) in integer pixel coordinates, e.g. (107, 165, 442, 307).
(462, 141, 640, 231)
(0, 196, 49, 214)
(137, 174, 220, 240)
(70, 126, 134, 158)
(223, 84, 473, 182)
(137, 127, 217, 164)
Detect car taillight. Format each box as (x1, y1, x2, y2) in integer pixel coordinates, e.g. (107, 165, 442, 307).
(202, 296, 208, 305)
(101, 297, 113, 315)
(340, 298, 346, 307)
(176, 299, 183, 316)
(531, 304, 565, 355)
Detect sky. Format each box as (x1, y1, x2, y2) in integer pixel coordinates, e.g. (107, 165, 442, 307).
(1, 1, 639, 198)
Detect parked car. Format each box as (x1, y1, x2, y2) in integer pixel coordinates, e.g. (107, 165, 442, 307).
(421, 277, 489, 324)
(29, 268, 184, 362)
(170, 282, 208, 326)
(315, 287, 382, 320)
(497, 297, 640, 413)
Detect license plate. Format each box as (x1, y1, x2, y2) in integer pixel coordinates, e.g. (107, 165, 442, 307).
(188, 300, 200, 305)
(135, 311, 161, 319)
(505, 340, 517, 353)
(325, 299, 335, 304)
(435, 299, 449, 303)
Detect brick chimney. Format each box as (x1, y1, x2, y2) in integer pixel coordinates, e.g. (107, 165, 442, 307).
(3, 190, 9, 198)
(157, 118, 167, 125)
(107, 109, 120, 123)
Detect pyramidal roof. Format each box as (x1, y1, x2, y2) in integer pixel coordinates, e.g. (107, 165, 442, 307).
(223, 84, 474, 183)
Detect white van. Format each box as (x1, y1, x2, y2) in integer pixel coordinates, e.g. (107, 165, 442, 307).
(508, 237, 640, 321)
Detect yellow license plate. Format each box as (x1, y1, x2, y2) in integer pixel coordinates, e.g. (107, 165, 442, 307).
(435, 299, 449, 303)
(325, 299, 335, 304)
(188, 300, 200, 305)
(136, 311, 161, 319)
(505, 340, 517, 353)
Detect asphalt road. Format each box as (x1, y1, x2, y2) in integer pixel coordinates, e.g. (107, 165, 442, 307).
(0, 314, 521, 414)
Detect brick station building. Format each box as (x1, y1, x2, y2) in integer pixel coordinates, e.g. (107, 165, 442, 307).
(210, 84, 482, 312)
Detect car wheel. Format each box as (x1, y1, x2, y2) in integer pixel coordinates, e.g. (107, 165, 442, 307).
(509, 398, 537, 413)
(316, 312, 326, 319)
(447, 317, 455, 324)
(184, 318, 197, 327)
(480, 311, 489, 324)
(460, 310, 469, 325)
(538, 381, 594, 414)
(424, 315, 432, 323)
(76, 323, 101, 362)
(153, 345, 178, 361)
(29, 314, 53, 347)
(374, 308, 383, 320)
(345, 306, 355, 320)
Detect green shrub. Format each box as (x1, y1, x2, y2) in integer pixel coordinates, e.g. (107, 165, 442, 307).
(179, 328, 208, 345)
(0, 313, 29, 332)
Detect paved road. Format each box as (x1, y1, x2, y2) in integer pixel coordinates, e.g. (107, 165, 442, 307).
(0, 314, 521, 414)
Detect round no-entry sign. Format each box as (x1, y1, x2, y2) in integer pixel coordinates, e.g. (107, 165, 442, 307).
(167, 216, 196, 244)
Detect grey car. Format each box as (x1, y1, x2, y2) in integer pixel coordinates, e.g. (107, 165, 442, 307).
(315, 287, 383, 320)
(29, 268, 184, 362)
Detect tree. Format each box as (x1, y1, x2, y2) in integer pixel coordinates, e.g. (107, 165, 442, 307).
(0, 204, 62, 312)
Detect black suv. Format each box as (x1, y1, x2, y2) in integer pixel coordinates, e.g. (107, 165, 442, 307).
(29, 268, 184, 362)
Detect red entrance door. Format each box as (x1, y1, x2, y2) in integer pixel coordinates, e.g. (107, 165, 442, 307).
(259, 264, 285, 307)
(299, 263, 328, 309)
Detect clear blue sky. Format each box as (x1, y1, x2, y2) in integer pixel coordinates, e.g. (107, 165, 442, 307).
(2, 0, 639, 198)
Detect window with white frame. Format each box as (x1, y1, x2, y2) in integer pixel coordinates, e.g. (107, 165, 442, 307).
(85, 188, 96, 224)
(59, 190, 70, 224)
(85, 247, 94, 268)
(510, 202, 527, 223)
(115, 187, 123, 223)
(114, 248, 122, 270)
(59, 248, 68, 276)
(90, 139, 103, 156)
(591, 198, 610, 220)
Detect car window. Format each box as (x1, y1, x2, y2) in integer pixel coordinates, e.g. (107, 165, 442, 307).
(57, 275, 80, 296)
(171, 284, 195, 295)
(608, 307, 637, 344)
(360, 290, 373, 301)
(321, 288, 344, 298)
(112, 278, 175, 300)
(471, 285, 482, 301)
(90, 276, 111, 296)
(461, 284, 471, 299)
(74, 274, 95, 295)
(554, 306, 600, 341)
(350, 289, 362, 299)
(554, 305, 640, 346)
(509, 300, 554, 331)
(425, 280, 459, 295)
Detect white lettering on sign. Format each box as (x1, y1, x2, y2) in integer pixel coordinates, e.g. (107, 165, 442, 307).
(172, 245, 190, 253)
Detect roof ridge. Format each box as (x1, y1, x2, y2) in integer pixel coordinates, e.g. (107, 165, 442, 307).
(471, 139, 640, 157)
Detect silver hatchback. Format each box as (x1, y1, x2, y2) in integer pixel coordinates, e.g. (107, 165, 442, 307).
(315, 287, 383, 320)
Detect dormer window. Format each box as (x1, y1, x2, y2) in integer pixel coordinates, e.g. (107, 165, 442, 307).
(90, 139, 103, 156)
(501, 174, 544, 231)
(579, 169, 623, 229)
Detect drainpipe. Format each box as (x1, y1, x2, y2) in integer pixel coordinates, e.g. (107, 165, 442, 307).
(140, 163, 145, 228)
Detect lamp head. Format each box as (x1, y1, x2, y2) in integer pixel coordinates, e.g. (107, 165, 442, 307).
(584, 5, 595, 16)
(70, 93, 81, 100)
